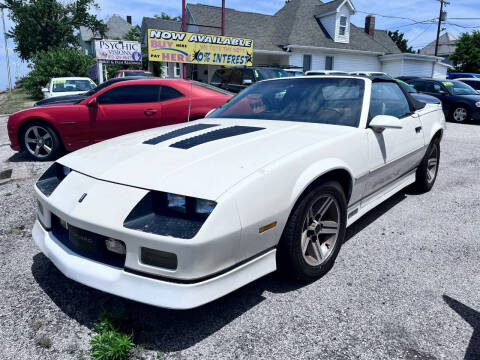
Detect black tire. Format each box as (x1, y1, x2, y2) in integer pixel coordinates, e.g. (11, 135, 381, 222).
(450, 104, 471, 123)
(20, 121, 63, 161)
(414, 139, 440, 193)
(277, 181, 347, 282)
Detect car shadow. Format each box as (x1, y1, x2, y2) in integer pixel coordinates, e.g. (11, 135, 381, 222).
(31, 186, 414, 353)
(7, 151, 38, 163)
(443, 295, 480, 360)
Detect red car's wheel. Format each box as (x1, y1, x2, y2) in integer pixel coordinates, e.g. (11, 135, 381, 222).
(21, 122, 63, 161)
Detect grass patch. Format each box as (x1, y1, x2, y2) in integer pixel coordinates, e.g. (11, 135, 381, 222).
(4, 192, 12, 196)
(90, 311, 135, 360)
(0, 86, 36, 114)
(35, 334, 53, 349)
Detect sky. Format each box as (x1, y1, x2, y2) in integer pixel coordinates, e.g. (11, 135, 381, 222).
(1, 0, 479, 90)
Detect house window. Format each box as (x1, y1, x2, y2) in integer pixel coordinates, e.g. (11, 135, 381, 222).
(339, 16, 347, 36)
(303, 54, 312, 72)
(325, 56, 334, 70)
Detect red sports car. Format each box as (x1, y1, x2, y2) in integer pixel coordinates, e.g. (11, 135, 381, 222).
(7, 78, 232, 160)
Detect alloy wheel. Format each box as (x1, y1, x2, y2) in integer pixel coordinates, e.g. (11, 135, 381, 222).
(453, 107, 468, 122)
(301, 194, 340, 266)
(24, 126, 53, 159)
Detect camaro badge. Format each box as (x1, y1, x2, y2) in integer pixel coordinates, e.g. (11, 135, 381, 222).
(78, 193, 87, 203)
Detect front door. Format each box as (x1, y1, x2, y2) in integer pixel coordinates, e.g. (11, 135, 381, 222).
(364, 82, 426, 201)
(93, 84, 163, 142)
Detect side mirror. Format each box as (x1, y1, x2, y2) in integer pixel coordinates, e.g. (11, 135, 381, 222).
(41, 87, 49, 93)
(369, 115, 403, 132)
(87, 97, 98, 107)
(242, 79, 253, 85)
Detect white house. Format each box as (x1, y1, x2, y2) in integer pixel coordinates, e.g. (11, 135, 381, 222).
(141, 0, 451, 80)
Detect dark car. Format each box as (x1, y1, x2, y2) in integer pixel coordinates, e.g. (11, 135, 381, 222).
(34, 77, 149, 107)
(447, 73, 480, 80)
(210, 67, 288, 93)
(396, 76, 420, 82)
(456, 78, 480, 92)
(408, 78, 480, 123)
(396, 80, 441, 104)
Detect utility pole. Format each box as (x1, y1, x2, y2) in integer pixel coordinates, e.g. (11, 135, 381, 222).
(434, 0, 450, 57)
(1, 8, 12, 93)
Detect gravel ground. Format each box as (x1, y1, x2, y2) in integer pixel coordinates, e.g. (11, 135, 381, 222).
(0, 115, 479, 360)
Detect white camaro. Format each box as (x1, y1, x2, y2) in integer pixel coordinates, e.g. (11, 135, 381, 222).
(32, 76, 445, 309)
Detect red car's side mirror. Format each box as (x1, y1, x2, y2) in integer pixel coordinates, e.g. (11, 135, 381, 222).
(87, 98, 98, 107)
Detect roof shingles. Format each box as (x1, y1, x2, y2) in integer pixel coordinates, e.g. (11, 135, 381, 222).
(185, 0, 400, 54)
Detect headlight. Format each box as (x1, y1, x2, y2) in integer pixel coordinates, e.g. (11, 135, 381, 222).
(476, 101, 480, 108)
(123, 191, 217, 239)
(36, 163, 72, 197)
(167, 194, 186, 214)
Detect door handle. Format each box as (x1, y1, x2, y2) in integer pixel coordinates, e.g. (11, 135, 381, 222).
(144, 109, 157, 116)
(415, 126, 422, 133)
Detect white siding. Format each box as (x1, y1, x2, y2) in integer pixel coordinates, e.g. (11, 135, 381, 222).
(289, 53, 304, 68)
(381, 60, 403, 77)
(320, 14, 337, 40)
(402, 60, 434, 77)
(294, 51, 381, 72)
(334, 53, 381, 72)
(433, 63, 448, 79)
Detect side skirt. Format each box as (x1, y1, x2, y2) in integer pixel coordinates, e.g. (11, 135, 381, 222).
(346, 170, 416, 227)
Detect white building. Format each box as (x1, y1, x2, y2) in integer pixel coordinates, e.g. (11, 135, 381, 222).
(141, 0, 451, 80)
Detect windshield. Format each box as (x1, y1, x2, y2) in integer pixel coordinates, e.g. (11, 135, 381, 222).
(53, 79, 95, 93)
(209, 78, 365, 127)
(254, 68, 288, 81)
(443, 80, 478, 95)
(123, 71, 153, 77)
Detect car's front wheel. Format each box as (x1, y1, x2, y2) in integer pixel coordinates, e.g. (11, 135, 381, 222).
(451, 105, 471, 123)
(21, 122, 62, 161)
(277, 181, 347, 282)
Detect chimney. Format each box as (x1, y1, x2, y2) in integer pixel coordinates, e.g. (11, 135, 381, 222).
(365, 15, 375, 38)
(126, 15, 132, 25)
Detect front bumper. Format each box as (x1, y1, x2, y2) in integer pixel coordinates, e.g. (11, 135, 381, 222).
(33, 220, 276, 309)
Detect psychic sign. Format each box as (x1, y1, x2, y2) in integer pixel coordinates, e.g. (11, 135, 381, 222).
(95, 39, 142, 65)
(147, 29, 253, 66)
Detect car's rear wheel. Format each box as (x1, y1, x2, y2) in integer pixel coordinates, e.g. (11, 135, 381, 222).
(414, 139, 440, 193)
(277, 181, 347, 282)
(451, 105, 471, 123)
(21, 122, 62, 161)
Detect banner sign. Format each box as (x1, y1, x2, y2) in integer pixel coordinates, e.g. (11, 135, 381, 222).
(148, 29, 254, 66)
(95, 39, 142, 65)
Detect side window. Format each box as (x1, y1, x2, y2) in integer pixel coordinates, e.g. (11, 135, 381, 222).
(160, 86, 185, 101)
(410, 81, 426, 92)
(98, 85, 161, 105)
(243, 69, 255, 82)
(369, 82, 412, 121)
(425, 82, 445, 94)
(230, 69, 244, 85)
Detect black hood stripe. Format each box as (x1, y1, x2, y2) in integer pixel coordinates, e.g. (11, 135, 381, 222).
(170, 126, 265, 149)
(143, 123, 219, 145)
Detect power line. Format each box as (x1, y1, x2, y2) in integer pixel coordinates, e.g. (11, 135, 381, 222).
(409, 22, 435, 43)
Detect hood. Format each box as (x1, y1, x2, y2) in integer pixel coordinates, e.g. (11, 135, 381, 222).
(59, 119, 357, 200)
(35, 94, 87, 107)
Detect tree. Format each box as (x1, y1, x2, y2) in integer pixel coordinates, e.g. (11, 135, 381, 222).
(388, 30, 414, 53)
(23, 47, 95, 98)
(2, 0, 106, 61)
(154, 12, 181, 21)
(450, 31, 480, 73)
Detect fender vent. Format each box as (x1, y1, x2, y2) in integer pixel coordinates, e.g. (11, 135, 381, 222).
(170, 126, 265, 149)
(143, 123, 219, 145)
